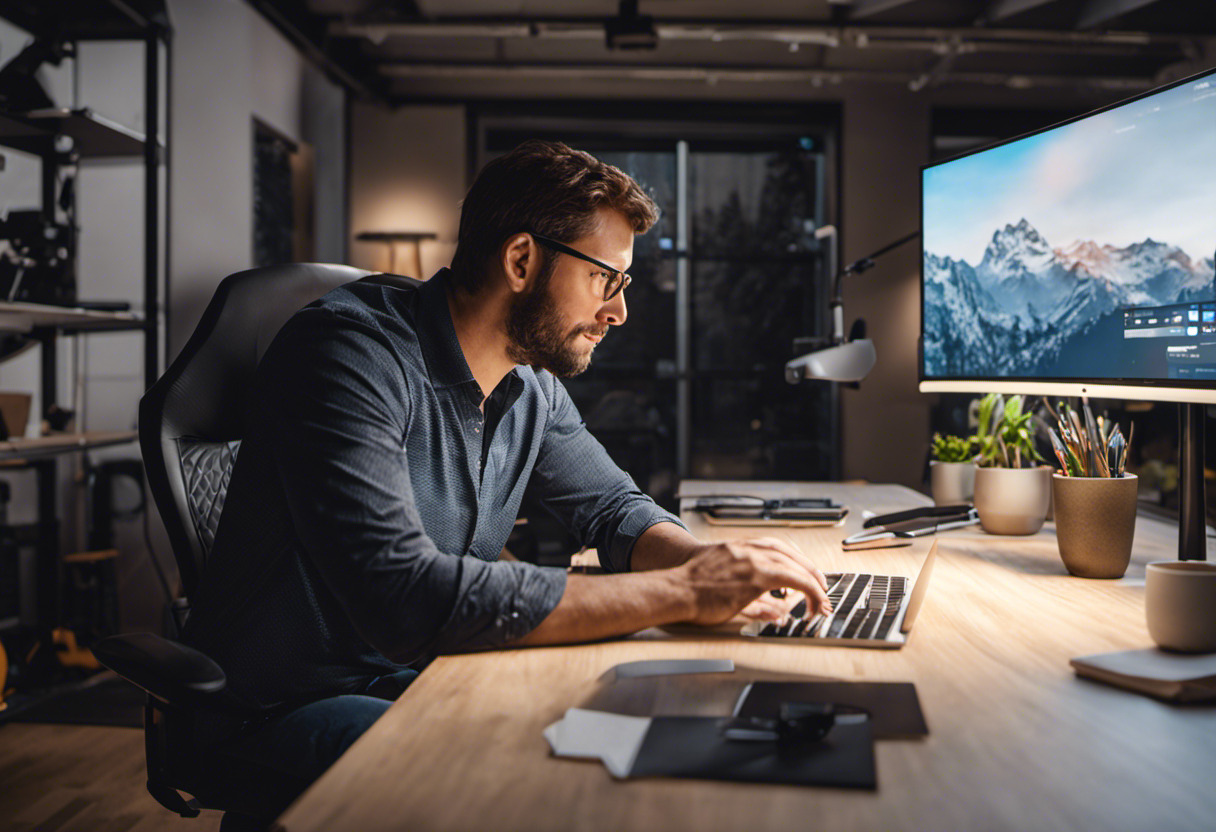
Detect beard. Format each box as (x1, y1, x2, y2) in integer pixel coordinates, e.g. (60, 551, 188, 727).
(505, 269, 604, 378)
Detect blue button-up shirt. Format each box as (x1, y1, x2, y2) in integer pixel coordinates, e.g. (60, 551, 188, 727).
(184, 269, 681, 708)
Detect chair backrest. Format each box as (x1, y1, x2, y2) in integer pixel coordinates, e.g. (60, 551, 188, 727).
(140, 263, 377, 602)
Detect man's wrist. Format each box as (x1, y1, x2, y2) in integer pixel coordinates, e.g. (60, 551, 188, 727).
(660, 563, 699, 622)
(630, 521, 703, 571)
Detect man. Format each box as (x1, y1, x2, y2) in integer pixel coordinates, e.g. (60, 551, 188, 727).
(183, 140, 830, 823)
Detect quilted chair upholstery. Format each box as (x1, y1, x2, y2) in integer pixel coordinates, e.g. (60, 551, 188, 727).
(177, 439, 241, 563)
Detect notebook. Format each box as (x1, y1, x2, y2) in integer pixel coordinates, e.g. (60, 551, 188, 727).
(736, 540, 940, 649)
(1070, 648, 1216, 703)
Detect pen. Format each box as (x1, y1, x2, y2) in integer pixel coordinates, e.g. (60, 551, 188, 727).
(862, 503, 972, 528)
(843, 509, 979, 547)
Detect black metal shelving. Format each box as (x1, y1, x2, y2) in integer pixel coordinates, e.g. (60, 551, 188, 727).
(0, 1, 171, 685)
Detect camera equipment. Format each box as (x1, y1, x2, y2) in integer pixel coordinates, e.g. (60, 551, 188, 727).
(0, 208, 77, 305)
(0, 36, 74, 113)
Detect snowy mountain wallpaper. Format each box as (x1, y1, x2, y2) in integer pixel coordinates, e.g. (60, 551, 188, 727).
(922, 75, 1216, 379)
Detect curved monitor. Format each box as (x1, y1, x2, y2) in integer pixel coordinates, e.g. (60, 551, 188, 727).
(919, 67, 1216, 405)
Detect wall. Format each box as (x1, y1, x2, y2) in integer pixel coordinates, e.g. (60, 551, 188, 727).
(348, 104, 465, 278)
(839, 90, 931, 487)
(168, 0, 347, 359)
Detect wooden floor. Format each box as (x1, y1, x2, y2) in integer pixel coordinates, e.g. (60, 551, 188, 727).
(0, 721, 223, 832)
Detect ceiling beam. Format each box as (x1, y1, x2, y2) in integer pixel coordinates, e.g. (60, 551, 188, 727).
(984, 0, 1061, 22)
(1076, 0, 1161, 29)
(328, 18, 1188, 52)
(377, 60, 1158, 93)
(846, 0, 923, 18)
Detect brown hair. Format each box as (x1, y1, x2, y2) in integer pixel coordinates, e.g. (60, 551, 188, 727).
(448, 140, 659, 292)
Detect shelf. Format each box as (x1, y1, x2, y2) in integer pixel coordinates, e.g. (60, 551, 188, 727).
(355, 232, 438, 243)
(0, 112, 47, 146)
(0, 108, 150, 158)
(0, 431, 137, 463)
(0, 302, 143, 334)
(0, 1, 169, 42)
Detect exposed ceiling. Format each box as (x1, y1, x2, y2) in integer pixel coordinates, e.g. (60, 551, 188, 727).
(251, 0, 1216, 104)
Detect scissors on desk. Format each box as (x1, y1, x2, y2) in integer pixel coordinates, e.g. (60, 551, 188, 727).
(842, 505, 979, 550)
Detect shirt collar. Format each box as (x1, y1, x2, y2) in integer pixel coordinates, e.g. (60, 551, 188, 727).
(414, 268, 478, 390)
(415, 268, 522, 402)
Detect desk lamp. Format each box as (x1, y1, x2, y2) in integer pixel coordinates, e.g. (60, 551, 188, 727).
(785, 228, 918, 384)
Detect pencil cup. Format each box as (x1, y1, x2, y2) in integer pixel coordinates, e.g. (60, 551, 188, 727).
(1051, 473, 1138, 579)
(1146, 561, 1216, 652)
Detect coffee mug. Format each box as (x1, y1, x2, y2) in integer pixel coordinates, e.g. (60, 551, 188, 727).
(1145, 561, 1216, 652)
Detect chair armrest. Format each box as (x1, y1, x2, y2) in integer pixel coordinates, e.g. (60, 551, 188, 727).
(92, 632, 228, 709)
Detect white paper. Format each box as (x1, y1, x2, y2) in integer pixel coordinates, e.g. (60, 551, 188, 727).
(603, 658, 735, 680)
(544, 708, 652, 778)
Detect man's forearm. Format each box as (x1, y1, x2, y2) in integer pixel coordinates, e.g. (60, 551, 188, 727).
(628, 520, 703, 571)
(511, 570, 693, 646)
(510, 522, 703, 647)
(512, 533, 833, 648)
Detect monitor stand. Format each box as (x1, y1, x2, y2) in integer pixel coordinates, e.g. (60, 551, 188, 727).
(1178, 403, 1208, 561)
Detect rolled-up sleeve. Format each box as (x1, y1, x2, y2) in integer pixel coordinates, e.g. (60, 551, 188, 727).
(258, 307, 566, 663)
(527, 373, 685, 573)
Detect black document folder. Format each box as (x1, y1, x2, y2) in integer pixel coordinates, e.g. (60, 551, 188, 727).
(629, 715, 877, 790)
(734, 681, 928, 738)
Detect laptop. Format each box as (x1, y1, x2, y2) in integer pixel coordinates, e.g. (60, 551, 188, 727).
(736, 540, 939, 649)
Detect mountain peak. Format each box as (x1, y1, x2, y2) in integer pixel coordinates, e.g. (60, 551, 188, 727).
(980, 218, 1054, 280)
(990, 219, 1050, 250)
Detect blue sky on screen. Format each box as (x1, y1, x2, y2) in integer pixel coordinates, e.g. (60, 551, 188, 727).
(923, 75, 1216, 266)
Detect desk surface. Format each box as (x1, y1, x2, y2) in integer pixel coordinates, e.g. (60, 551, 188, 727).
(276, 481, 1216, 832)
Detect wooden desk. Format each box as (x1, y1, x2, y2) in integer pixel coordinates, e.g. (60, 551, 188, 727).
(276, 482, 1216, 832)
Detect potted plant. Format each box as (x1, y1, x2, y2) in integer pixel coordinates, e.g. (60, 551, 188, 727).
(972, 393, 1052, 535)
(1044, 399, 1138, 578)
(929, 432, 976, 505)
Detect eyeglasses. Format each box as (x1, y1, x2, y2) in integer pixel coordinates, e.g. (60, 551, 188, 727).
(529, 232, 632, 301)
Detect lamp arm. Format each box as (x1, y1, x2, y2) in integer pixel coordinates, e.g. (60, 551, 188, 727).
(829, 230, 920, 344)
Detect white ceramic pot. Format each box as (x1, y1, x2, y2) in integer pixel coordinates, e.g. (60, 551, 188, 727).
(1146, 560, 1216, 652)
(929, 460, 976, 505)
(973, 465, 1052, 535)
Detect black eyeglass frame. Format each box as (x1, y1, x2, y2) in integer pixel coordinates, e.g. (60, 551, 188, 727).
(529, 232, 632, 301)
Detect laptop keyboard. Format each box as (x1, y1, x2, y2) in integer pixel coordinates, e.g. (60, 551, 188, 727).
(744, 572, 909, 642)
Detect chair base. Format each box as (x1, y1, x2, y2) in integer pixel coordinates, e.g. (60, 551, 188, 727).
(148, 779, 200, 817)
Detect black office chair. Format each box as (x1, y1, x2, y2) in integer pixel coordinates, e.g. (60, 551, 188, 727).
(93, 263, 418, 822)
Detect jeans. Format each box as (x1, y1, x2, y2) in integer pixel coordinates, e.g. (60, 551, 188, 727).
(193, 669, 418, 824)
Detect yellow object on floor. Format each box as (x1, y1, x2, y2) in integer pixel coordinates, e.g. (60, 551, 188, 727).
(53, 627, 100, 670)
(0, 639, 8, 711)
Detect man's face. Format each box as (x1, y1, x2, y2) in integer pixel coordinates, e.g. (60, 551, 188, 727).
(506, 208, 633, 377)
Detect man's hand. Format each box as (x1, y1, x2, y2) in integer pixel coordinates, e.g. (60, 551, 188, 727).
(674, 537, 831, 626)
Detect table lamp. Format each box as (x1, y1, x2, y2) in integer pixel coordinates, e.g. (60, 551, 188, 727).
(355, 231, 438, 278)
